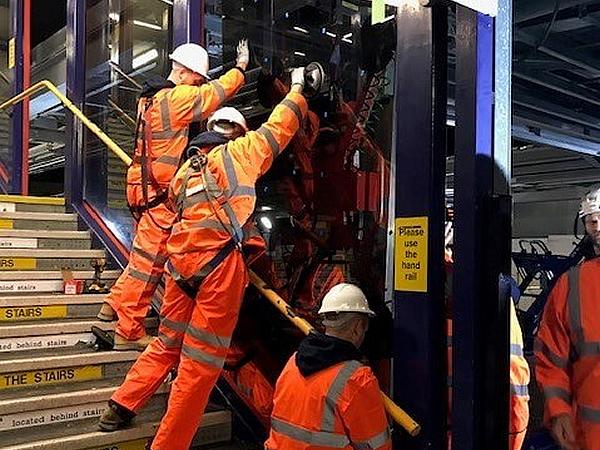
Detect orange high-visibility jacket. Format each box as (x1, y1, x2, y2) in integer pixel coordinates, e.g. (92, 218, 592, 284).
(265, 356, 391, 450)
(509, 300, 530, 450)
(536, 258, 600, 445)
(127, 69, 245, 207)
(166, 92, 308, 274)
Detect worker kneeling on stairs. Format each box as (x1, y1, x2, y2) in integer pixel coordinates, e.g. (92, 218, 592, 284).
(266, 283, 392, 450)
(98, 40, 249, 351)
(98, 68, 309, 450)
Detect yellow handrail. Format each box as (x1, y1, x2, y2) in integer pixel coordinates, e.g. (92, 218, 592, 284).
(0, 80, 420, 438)
(248, 270, 422, 437)
(0, 80, 133, 166)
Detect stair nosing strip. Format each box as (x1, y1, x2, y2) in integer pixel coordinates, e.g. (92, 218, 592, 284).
(0, 270, 121, 281)
(0, 351, 140, 373)
(0, 294, 107, 306)
(0, 212, 76, 221)
(0, 249, 105, 258)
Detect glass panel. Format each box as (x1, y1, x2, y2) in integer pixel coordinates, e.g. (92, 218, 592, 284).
(205, 0, 397, 420)
(82, 0, 173, 245)
(0, 0, 12, 191)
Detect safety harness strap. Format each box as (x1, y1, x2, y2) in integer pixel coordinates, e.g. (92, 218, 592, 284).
(166, 239, 237, 300)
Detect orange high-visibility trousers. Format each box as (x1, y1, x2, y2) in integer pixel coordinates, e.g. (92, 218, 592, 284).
(106, 202, 175, 339)
(111, 249, 247, 450)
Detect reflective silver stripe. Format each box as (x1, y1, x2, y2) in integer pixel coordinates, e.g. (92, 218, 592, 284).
(257, 126, 280, 157)
(183, 192, 209, 210)
(160, 316, 187, 333)
(129, 269, 162, 284)
(534, 338, 569, 370)
(354, 428, 391, 449)
(192, 96, 204, 122)
(151, 128, 188, 140)
(580, 405, 600, 423)
(155, 155, 180, 166)
(159, 331, 182, 349)
(186, 218, 234, 234)
(132, 246, 167, 267)
(210, 80, 226, 103)
(544, 386, 571, 404)
(185, 324, 231, 349)
(567, 267, 584, 357)
(234, 185, 256, 197)
(580, 341, 600, 357)
(222, 201, 245, 243)
(221, 145, 238, 192)
(511, 384, 529, 397)
(322, 361, 362, 431)
(160, 97, 171, 131)
(271, 417, 349, 448)
(510, 343, 523, 357)
(281, 99, 304, 125)
(181, 343, 225, 369)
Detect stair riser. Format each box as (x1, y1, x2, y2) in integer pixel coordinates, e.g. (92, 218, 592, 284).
(0, 220, 78, 231)
(0, 279, 114, 295)
(0, 237, 91, 250)
(0, 333, 93, 353)
(0, 395, 167, 434)
(0, 304, 103, 322)
(0, 362, 132, 392)
(0, 203, 65, 214)
(0, 258, 102, 271)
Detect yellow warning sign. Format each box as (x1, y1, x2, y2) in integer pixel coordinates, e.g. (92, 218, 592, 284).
(90, 439, 149, 450)
(7, 37, 15, 69)
(395, 216, 428, 292)
(0, 305, 67, 321)
(0, 366, 102, 390)
(0, 219, 14, 229)
(0, 258, 36, 270)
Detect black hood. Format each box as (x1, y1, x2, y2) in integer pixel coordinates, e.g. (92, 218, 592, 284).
(295, 332, 363, 377)
(186, 131, 231, 158)
(140, 75, 174, 98)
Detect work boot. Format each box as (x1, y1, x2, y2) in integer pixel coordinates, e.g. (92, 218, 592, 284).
(98, 400, 135, 431)
(113, 333, 153, 351)
(97, 303, 116, 322)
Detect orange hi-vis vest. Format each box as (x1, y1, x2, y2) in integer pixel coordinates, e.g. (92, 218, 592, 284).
(265, 356, 391, 450)
(165, 92, 308, 274)
(509, 300, 530, 450)
(536, 258, 600, 448)
(127, 69, 245, 208)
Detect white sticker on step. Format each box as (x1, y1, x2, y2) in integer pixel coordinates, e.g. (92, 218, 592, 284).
(0, 401, 107, 431)
(0, 279, 62, 293)
(0, 237, 38, 249)
(0, 203, 16, 213)
(0, 333, 93, 353)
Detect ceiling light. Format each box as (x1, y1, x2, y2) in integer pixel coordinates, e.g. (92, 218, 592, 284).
(159, 0, 173, 5)
(109, 12, 120, 22)
(343, 32, 352, 39)
(133, 49, 159, 69)
(294, 51, 306, 57)
(293, 26, 309, 34)
(133, 20, 162, 31)
(325, 31, 337, 38)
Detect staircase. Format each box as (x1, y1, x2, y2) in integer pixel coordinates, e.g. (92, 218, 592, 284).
(0, 195, 233, 450)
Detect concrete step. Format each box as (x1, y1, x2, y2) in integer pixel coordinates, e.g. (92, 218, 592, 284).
(0, 211, 78, 231)
(0, 270, 120, 295)
(0, 229, 91, 250)
(0, 294, 108, 322)
(0, 349, 139, 392)
(0, 249, 105, 271)
(0, 195, 65, 214)
(0, 409, 231, 450)
(0, 318, 159, 352)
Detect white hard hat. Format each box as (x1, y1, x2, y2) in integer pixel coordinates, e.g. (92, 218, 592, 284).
(169, 43, 210, 79)
(318, 283, 375, 316)
(579, 186, 600, 218)
(207, 107, 249, 132)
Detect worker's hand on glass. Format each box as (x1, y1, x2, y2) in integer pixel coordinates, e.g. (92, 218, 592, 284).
(551, 415, 580, 450)
(290, 67, 305, 94)
(236, 39, 250, 71)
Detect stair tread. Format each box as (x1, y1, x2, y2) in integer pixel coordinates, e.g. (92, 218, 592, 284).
(0, 196, 64, 206)
(0, 211, 76, 221)
(0, 269, 120, 280)
(0, 293, 108, 305)
(0, 230, 89, 239)
(0, 249, 105, 257)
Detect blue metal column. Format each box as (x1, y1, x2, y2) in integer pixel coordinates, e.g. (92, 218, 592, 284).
(393, 2, 448, 448)
(9, 0, 25, 194)
(173, 0, 203, 46)
(65, 0, 86, 208)
(452, 2, 512, 448)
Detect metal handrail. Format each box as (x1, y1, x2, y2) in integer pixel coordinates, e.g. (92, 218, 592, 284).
(0, 79, 420, 437)
(108, 98, 137, 129)
(0, 79, 133, 166)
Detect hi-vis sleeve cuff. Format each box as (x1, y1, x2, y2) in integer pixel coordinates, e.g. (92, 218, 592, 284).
(279, 92, 309, 126)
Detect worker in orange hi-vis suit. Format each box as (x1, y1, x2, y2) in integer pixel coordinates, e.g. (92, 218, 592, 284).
(536, 186, 600, 450)
(98, 68, 309, 450)
(97, 40, 250, 351)
(265, 283, 391, 450)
